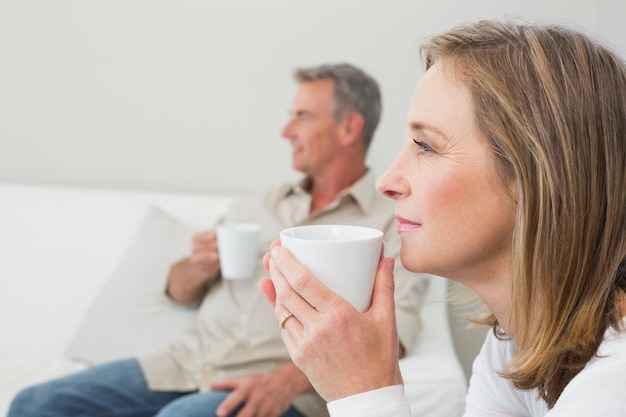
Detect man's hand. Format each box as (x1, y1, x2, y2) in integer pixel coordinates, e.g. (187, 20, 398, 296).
(189, 231, 221, 276)
(166, 231, 221, 305)
(210, 364, 312, 417)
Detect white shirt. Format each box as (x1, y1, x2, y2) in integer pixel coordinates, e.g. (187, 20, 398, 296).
(328, 320, 626, 417)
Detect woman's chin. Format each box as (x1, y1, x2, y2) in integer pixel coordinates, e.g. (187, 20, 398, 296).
(399, 248, 434, 274)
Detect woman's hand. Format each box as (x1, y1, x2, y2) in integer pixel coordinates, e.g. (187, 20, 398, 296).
(259, 239, 403, 402)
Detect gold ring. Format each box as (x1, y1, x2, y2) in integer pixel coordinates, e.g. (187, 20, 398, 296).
(278, 312, 294, 329)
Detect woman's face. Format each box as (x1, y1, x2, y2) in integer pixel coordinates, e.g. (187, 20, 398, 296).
(376, 62, 516, 286)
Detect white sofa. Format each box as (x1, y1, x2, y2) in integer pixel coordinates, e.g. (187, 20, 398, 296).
(0, 182, 468, 417)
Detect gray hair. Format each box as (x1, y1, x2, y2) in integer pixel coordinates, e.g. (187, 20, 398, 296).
(294, 63, 382, 151)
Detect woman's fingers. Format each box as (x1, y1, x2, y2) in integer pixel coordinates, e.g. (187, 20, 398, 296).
(258, 277, 276, 307)
(370, 257, 397, 320)
(261, 244, 403, 401)
(269, 246, 340, 317)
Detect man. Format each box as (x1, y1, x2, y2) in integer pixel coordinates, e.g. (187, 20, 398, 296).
(9, 63, 429, 417)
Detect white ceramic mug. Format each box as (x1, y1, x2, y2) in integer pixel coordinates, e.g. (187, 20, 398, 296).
(216, 223, 261, 280)
(280, 225, 384, 312)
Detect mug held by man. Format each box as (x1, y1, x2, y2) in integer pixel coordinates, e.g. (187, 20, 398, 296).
(216, 223, 261, 280)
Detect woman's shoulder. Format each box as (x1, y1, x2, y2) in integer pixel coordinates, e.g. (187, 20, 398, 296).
(550, 325, 626, 415)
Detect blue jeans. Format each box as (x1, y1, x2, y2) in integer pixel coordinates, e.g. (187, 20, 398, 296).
(8, 359, 305, 417)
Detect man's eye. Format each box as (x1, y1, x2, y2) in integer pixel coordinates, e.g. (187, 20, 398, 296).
(412, 138, 433, 153)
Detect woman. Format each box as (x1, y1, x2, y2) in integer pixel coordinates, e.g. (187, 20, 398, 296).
(260, 19, 626, 416)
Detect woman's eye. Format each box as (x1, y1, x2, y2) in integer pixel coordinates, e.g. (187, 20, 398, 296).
(412, 138, 433, 153)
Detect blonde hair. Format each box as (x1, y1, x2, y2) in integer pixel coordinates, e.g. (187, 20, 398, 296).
(421, 19, 626, 407)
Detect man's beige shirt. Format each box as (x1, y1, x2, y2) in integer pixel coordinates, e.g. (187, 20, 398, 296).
(138, 171, 430, 417)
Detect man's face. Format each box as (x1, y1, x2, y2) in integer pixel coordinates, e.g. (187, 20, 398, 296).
(281, 79, 344, 177)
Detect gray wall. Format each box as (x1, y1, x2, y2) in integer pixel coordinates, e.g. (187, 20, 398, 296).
(2, 0, 625, 196)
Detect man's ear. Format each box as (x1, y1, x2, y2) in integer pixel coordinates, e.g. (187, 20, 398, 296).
(339, 111, 365, 146)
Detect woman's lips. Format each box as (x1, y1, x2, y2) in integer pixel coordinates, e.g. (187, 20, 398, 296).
(396, 216, 421, 233)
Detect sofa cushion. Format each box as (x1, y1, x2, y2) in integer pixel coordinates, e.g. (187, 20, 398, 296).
(65, 206, 197, 364)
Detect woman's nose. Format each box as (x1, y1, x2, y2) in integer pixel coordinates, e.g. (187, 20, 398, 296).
(375, 168, 410, 200)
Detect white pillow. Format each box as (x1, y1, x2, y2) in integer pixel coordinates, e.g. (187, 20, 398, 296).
(65, 206, 197, 364)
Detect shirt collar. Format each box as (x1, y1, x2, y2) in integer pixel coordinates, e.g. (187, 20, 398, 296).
(284, 169, 378, 214)
(345, 169, 378, 213)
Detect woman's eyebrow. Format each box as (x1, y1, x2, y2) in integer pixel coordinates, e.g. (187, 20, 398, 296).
(409, 121, 446, 138)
